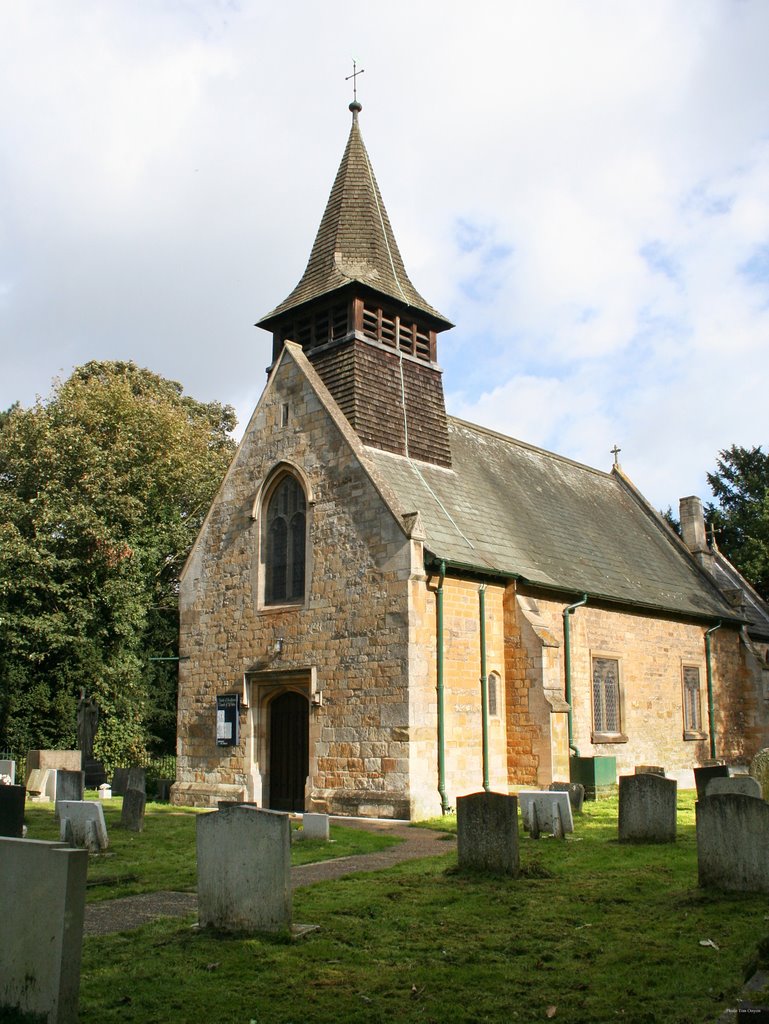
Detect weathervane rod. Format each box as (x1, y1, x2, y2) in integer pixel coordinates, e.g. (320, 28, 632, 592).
(345, 59, 365, 103)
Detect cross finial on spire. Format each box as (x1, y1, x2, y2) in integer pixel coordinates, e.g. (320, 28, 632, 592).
(611, 444, 621, 466)
(346, 59, 364, 116)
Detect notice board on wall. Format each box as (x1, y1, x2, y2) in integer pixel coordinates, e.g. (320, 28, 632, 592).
(216, 693, 240, 747)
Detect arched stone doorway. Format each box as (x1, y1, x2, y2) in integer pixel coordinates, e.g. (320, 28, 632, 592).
(268, 690, 309, 811)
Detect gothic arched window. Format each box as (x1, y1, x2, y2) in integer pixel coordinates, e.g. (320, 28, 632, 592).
(264, 474, 306, 605)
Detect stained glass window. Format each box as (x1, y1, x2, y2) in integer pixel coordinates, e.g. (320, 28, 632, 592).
(265, 475, 306, 605)
(592, 657, 620, 733)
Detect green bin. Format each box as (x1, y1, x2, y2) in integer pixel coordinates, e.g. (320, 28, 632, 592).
(569, 755, 617, 800)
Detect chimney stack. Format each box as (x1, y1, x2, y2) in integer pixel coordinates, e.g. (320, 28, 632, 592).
(679, 496, 714, 573)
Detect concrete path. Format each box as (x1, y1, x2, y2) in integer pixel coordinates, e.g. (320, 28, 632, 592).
(84, 818, 454, 936)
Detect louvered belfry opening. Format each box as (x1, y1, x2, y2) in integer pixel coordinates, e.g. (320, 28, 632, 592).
(258, 102, 454, 468)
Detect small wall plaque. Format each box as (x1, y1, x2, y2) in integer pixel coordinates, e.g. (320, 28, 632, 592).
(216, 694, 240, 747)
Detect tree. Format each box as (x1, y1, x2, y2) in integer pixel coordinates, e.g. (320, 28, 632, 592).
(0, 361, 236, 768)
(706, 445, 769, 601)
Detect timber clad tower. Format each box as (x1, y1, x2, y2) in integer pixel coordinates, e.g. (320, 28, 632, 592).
(257, 102, 454, 468)
(172, 101, 769, 818)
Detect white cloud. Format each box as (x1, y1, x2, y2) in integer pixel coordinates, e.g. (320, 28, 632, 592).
(2, 0, 769, 513)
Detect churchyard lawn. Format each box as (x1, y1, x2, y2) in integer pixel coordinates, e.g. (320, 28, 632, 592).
(27, 794, 769, 1023)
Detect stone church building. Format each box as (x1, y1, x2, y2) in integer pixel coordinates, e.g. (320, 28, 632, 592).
(172, 102, 769, 818)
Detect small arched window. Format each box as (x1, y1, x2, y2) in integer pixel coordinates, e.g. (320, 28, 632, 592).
(264, 475, 306, 605)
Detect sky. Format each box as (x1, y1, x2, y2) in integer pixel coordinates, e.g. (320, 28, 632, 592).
(2, 1, 769, 513)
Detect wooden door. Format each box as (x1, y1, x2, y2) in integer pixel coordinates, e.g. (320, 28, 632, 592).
(269, 690, 309, 811)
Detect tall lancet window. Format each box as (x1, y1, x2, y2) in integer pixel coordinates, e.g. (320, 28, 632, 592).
(265, 475, 306, 605)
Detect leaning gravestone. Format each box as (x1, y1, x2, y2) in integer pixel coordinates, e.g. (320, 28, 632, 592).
(549, 781, 585, 813)
(518, 791, 574, 838)
(457, 791, 519, 876)
(694, 764, 730, 800)
(197, 805, 293, 933)
(618, 773, 677, 843)
(120, 788, 146, 832)
(0, 785, 25, 838)
(58, 800, 109, 852)
(111, 767, 130, 796)
(127, 766, 146, 793)
(706, 776, 762, 800)
(0, 837, 88, 1024)
(696, 793, 769, 893)
(750, 747, 769, 802)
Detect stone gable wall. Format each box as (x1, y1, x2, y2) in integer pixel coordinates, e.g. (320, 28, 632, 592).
(175, 353, 415, 816)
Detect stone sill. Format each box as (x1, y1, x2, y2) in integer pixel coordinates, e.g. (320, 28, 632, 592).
(591, 732, 628, 744)
(683, 730, 708, 742)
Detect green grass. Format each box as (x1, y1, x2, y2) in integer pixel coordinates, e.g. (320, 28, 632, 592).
(29, 793, 769, 1023)
(23, 800, 401, 900)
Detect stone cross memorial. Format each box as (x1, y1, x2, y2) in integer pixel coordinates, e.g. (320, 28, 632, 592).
(197, 805, 293, 933)
(0, 837, 88, 1024)
(696, 792, 769, 893)
(457, 791, 520, 876)
(618, 773, 677, 843)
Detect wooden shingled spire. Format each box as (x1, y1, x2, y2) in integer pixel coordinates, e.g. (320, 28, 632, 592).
(257, 98, 453, 467)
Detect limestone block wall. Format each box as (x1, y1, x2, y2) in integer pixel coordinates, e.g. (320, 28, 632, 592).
(518, 592, 768, 783)
(174, 349, 415, 816)
(407, 576, 512, 817)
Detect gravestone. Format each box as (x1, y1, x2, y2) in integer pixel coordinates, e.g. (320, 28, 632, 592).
(618, 773, 677, 843)
(26, 767, 54, 802)
(549, 781, 585, 813)
(457, 792, 519, 875)
(750, 747, 769, 801)
(0, 759, 16, 784)
(111, 767, 130, 796)
(197, 805, 292, 933)
(55, 770, 85, 810)
(694, 764, 730, 800)
(635, 765, 666, 776)
(0, 785, 26, 838)
(58, 800, 109, 852)
(300, 813, 330, 841)
(706, 776, 762, 800)
(127, 766, 146, 793)
(120, 788, 146, 832)
(155, 779, 173, 801)
(696, 793, 769, 893)
(0, 837, 88, 1024)
(518, 791, 574, 838)
(25, 749, 80, 782)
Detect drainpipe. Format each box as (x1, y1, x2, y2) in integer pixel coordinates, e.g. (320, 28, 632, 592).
(563, 594, 588, 757)
(479, 585, 490, 792)
(436, 560, 450, 814)
(704, 621, 722, 760)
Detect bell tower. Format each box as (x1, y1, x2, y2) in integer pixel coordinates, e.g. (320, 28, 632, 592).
(257, 100, 454, 468)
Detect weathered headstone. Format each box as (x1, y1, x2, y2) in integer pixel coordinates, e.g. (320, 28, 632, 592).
(127, 766, 146, 794)
(120, 788, 146, 832)
(25, 749, 81, 782)
(618, 773, 677, 843)
(155, 779, 173, 802)
(197, 805, 292, 933)
(111, 767, 130, 796)
(0, 837, 88, 1024)
(300, 813, 330, 840)
(457, 791, 519, 875)
(26, 767, 53, 802)
(0, 785, 26, 838)
(55, 770, 85, 809)
(549, 781, 585, 813)
(58, 800, 109, 852)
(694, 764, 730, 800)
(635, 765, 666, 776)
(518, 791, 574, 837)
(0, 759, 16, 784)
(750, 747, 769, 802)
(696, 793, 769, 893)
(706, 776, 762, 800)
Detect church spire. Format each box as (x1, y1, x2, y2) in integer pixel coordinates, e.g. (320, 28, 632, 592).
(257, 101, 453, 468)
(258, 103, 451, 332)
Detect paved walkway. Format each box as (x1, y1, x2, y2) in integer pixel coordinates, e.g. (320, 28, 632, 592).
(83, 818, 454, 936)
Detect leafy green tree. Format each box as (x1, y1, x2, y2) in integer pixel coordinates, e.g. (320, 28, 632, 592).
(706, 445, 769, 601)
(0, 361, 236, 768)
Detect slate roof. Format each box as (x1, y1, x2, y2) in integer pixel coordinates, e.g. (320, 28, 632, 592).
(365, 417, 739, 621)
(711, 550, 769, 641)
(258, 107, 452, 329)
